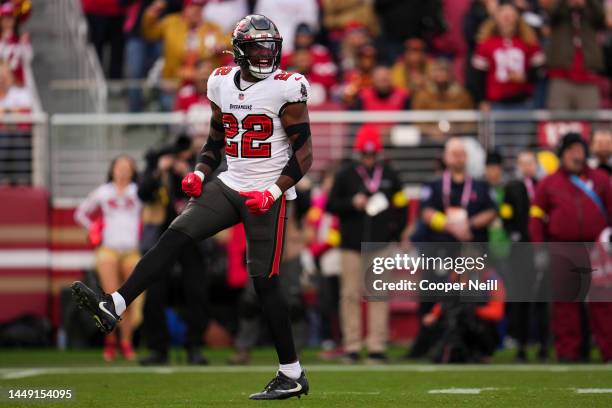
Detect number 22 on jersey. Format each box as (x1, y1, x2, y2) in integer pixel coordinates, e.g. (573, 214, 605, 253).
(222, 113, 273, 158)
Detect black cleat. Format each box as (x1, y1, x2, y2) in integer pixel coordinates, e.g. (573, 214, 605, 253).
(139, 351, 169, 366)
(71, 281, 120, 333)
(249, 370, 309, 400)
(187, 347, 209, 366)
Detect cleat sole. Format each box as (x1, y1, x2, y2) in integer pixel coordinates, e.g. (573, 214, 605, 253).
(71, 283, 113, 334)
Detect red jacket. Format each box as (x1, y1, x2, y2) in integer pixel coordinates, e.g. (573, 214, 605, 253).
(355, 87, 409, 132)
(529, 167, 612, 242)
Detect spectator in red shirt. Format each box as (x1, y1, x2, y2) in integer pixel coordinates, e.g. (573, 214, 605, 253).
(82, 0, 126, 79)
(472, 3, 545, 110)
(281, 23, 336, 72)
(286, 48, 337, 105)
(543, 0, 606, 110)
(282, 23, 338, 105)
(350, 65, 410, 135)
(0, 2, 29, 86)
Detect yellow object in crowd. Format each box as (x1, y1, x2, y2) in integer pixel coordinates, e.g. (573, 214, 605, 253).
(499, 203, 514, 219)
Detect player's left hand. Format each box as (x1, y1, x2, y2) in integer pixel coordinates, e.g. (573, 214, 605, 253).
(182, 171, 204, 197)
(240, 190, 275, 215)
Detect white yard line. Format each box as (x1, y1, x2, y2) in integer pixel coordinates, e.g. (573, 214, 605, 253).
(575, 388, 612, 394)
(320, 391, 382, 395)
(1, 369, 48, 380)
(428, 388, 499, 395)
(1, 364, 612, 380)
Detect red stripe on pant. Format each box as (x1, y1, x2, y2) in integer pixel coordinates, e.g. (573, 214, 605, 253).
(268, 196, 286, 278)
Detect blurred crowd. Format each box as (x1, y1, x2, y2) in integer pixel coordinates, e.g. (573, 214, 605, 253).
(81, 0, 612, 115)
(0, 0, 33, 185)
(67, 0, 612, 366)
(74, 124, 612, 365)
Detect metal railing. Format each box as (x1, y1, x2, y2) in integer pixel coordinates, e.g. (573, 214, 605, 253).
(38, 109, 612, 202)
(50, 0, 108, 113)
(0, 113, 49, 186)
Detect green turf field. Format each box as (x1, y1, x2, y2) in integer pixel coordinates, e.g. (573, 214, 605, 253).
(1, 348, 612, 407)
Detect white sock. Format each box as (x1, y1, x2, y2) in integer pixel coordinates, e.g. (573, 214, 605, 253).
(279, 361, 302, 380)
(111, 292, 126, 316)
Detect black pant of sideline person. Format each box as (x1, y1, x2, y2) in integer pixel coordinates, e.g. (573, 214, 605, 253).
(140, 239, 209, 365)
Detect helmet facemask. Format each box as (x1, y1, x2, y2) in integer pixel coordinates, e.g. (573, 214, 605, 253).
(235, 40, 281, 79)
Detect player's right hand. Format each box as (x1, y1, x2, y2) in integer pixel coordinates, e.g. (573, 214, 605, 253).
(182, 171, 204, 198)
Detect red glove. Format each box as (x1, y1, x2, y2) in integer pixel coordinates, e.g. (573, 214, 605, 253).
(240, 190, 276, 215)
(182, 171, 204, 198)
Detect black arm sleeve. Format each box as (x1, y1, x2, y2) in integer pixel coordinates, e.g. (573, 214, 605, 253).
(280, 122, 311, 183)
(198, 135, 225, 171)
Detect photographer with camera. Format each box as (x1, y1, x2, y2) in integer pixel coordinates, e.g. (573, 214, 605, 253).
(137, 134, 209, 365)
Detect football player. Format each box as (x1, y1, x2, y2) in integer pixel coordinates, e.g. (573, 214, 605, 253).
(72, 14, 312, 400)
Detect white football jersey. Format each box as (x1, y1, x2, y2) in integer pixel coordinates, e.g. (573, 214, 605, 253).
(207, 66, 311, 200)
(74, 183, 142, 251)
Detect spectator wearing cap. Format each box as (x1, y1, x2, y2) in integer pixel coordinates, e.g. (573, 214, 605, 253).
(0, 2, 30, 86)
(472, 3, 545, 110)
(255, 0, 319, 55)
(529, 132, 612, 362)
(339, 43, 377, 106)
(390, 38, 431, 97)
(327, 125, 407, 364)
(543, 0, 606, 110)
(349, 65, 410, 134)
(589, 129, 612, 174)
(141, 0, 227, 111)
(282, 24, 338, 105)
(81, 0, 127, 79)
(282, 24, 336, 76)
(411, 58, 474, 139)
